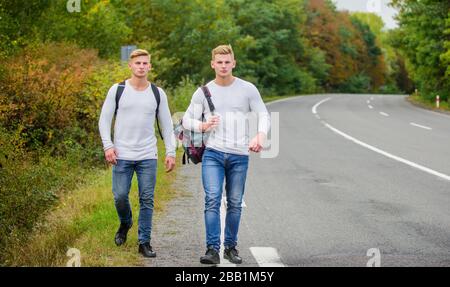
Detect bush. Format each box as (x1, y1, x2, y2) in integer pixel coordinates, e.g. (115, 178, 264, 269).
(0, 42, 99, 151)
(0, 127, 95, 265)
(167, 76, 199, 113)
(339, 73, 371, 93)
(0, 43, 133, 265)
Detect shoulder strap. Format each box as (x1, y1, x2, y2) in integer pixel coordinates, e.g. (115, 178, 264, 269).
(114, 81, 163, 140)
(201, 86, 215, 113)
(114, 81, 126, 116)
(150, 83, 163, 140)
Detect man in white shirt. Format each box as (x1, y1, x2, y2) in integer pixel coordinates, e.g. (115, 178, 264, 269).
(182, 45, 270, 264)
(99, 49, 176, 258)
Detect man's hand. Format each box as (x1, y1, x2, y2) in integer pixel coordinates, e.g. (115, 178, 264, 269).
(249, 132, 266, 153)
(200, 115, 220, 132)
(165, 156, 176, 172)
(104, 148, 118, 165)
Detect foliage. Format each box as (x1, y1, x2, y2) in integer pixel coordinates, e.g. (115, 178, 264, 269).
(390, 0, 450, 102)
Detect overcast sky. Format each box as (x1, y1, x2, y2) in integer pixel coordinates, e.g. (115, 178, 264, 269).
(332, 0, 398, 29)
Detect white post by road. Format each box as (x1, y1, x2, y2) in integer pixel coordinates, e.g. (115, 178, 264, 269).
(436, 95, 440, 108)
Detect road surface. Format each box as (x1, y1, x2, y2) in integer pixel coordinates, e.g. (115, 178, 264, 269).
(149, 94, 450, 267)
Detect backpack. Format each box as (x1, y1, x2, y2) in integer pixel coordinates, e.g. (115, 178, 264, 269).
(115, 80, 163, 139)
(174, 86, 215, 164)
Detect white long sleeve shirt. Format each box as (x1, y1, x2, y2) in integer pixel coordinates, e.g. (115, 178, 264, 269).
(98, 80, 176, 160)
(182, 77, 270, 156)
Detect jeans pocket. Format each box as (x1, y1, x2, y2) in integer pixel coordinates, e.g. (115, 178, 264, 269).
(113, 160, 127, 173)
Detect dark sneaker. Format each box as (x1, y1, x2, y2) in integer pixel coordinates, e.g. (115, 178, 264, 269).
(224, 247, 242, 264)
(139, 242, 156, 258)
(200, 246, 220, 264)
(114, 222, 132, 246)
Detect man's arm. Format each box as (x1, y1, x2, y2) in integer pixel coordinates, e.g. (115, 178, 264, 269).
(98, 85, 118, 163)
(248, 84, 271, 153)
(182, 88, 220, 132)
(157, 88, 176, 172)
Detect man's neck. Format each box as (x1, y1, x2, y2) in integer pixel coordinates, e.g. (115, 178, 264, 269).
(129, 76, 149, 91)
(214, 75, 235, 87)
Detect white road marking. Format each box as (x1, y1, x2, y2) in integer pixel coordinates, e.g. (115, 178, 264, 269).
(368, 105, 373, 109)
(250, 247, 285, 267)
(367, 100, 370, 104)
(218, 196, 246, 266)
(219, 197, 236, 267)
(410, 122, 432, 130)
(379, 112, 389, 117)
(370, 97, 374, 101)
(313, 98, 450, 182)
(312, 97, 331, 114)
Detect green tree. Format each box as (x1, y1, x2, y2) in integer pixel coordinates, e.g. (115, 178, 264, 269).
(391, 0, 450, 101)
(37, 0, 131, 58)
(228, 0, 317, 94)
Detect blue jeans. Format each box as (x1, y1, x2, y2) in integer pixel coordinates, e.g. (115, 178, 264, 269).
(112, 159, 157, 244)
(202, 148, 249, 252)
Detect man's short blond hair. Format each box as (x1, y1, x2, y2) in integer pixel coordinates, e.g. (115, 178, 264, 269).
(211, 44, 234, 60)
(129, 49, 151, 61)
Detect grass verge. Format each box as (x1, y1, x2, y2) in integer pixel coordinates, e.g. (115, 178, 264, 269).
(5, 140, 180, 266)
(408, 94, 450, 113)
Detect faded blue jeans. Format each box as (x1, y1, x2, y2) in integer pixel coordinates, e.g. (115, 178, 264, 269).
(202, 148, 249, 252)
(112, 159, 157, 244)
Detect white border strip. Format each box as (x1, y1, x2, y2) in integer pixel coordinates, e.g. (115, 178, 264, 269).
(324, 123, 450, 181)
(313, 98, 450, 181)
(410, 122, 432, 130)
(250, 247, 285, 267)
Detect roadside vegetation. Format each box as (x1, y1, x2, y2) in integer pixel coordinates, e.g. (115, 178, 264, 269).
(0, 0, 447, 266)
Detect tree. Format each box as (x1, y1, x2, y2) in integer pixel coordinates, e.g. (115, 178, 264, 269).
(391, 0, 450, 101)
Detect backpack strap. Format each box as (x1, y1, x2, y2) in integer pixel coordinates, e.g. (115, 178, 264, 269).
(114, 80, 163, 140)
(201, 86, 215, 113)
(114, 81, 126, 116)
(150, 83, 163, 140)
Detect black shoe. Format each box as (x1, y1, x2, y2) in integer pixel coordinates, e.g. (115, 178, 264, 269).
(139, 242, 156, 258)
(200, 246, 220, 264)
(224, 247, 242, 264)
(114, 222, 132, 246)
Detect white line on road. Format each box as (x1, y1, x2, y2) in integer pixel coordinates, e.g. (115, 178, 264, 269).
(313, 98, 450, 182)
(219, 197, 237, 267)
(218, 197, 247, 266)
(367, 100, 370, 104)
(368, 105, 373, 109)
(312, 97, 331, 114)
(370, 97, 374, 101)
(250, 247, 285, 267)
(410, 122, 432, 130)
(379, 112, 389, 117)
(324, 123, 450, 181)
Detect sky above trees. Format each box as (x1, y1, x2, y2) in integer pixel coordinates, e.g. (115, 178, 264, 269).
(333, 0, 398, 29)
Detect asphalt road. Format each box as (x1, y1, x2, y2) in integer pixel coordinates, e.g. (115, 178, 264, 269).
(150, 94, 450, 267)
(239, 94, 450, 266)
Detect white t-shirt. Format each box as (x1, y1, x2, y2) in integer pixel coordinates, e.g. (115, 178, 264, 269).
(182, 77, 270, 155)
(98, 80, 176, 160)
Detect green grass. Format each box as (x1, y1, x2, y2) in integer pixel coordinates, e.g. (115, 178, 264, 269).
(4, 139, 181, 266)
(408, 93, 450, 112)
(262, 94, 300, 103)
